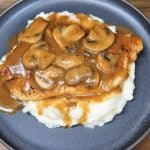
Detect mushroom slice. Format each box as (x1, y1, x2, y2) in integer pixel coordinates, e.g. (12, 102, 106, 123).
(97, 52, 119, 73)
(40, 65, 64, 78)
(44, 28, 53, 44)
(82, 25, 115, 52)
(34, 71, 56, 90)
(18, 17, 48, 44)
(62, 24, 85, 42)
(23, 42, 56, 70)
(77, 13, 97, 30)
(97, 54, 111, 73)
(85, 68, 100, 88)
(65, 65, 92, 86)
(55, 53, 84, 70)
(34, 65, 64, 90)
(52, 24, 85, 49)
(44, 27, 63, 55)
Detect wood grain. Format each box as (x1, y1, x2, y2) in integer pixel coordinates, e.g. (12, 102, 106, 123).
(0, 0, 16, 13)
(129, 0, 150, 19)
(0, 0, 149, 150)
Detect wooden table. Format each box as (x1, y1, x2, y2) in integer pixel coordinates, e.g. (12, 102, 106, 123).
(0, 0, 149, 150)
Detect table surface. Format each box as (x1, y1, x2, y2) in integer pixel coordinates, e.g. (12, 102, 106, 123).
(0, 0, 149, 150)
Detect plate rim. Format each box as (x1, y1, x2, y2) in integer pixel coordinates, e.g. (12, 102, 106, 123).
(0, 0, 149, 149)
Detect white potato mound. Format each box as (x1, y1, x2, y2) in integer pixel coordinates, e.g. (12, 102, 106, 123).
(22, 12, 136, 128)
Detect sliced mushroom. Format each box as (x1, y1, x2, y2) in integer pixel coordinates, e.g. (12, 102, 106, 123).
(97, 54, 111, 73)
(55, 53, 84, 70)
(23, 42, 56, 70)
(82, 25, 115, 52)
(76, 13, 102, 30)
(85, 68, 100, 88)
(97, 52, 118, 73)
(44, 27, 63, 55)
(44, 28, 53, 46)
(18, 17, 48, 44)
(48, 13, 72, 27)
(62, 24, 85, 42)
(65, 43, 80, 53)
(34, 65, 64, 90)
(34, 71, 56, 90)
(65, 65, 92, 86)
(52, 24, 85, 49)
(39, 65, 64, 78)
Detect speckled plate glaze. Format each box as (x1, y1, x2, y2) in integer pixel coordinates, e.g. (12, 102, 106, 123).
(0, 0, 150, 150)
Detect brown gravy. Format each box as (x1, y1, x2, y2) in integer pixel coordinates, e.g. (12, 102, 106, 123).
(0, 37, 30, 114)
(4, 42, 31, 67)
(37, 98, 72, 126)
(78, 101, 89, 124)
(8, 34, 18, 51)
(0, 81, 22, 114)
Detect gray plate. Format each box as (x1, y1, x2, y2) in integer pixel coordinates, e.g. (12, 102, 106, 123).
(0, 0, 150, 150)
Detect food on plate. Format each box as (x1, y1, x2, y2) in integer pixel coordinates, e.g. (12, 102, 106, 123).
(0, 11, 143, 128)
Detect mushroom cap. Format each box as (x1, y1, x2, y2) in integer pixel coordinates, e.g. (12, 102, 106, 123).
(85, 68, 100, 88)
(97, 52, 119, 73)
(22, 42, 56, 70)
(34, 71, 56, 90)
(52, 24, 85, 49)
(76, 13, 103, 30)
(44, 27, 63, 55)
(82, 25, 115, 52)
(38, 65, 64, 78)
(18, 17, 48, 44)
(34, 65, 64, 90)
(55, 53, 84, 70)
(64, 65, 93, 86)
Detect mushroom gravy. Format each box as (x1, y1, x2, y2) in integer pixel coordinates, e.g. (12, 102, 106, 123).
(0, 36, 26, 113)
(0, 11, 143, 123)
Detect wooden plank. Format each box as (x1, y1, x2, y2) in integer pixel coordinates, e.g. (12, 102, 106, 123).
(128, 0, 150, 20)
(140, 8, 150, 19)
(129, 0, 150, 8)
(0, 0, 16, 13)
(135, 134, 150, 150)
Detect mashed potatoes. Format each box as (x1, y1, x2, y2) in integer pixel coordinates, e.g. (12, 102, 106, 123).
(22, 12, 135, 128)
